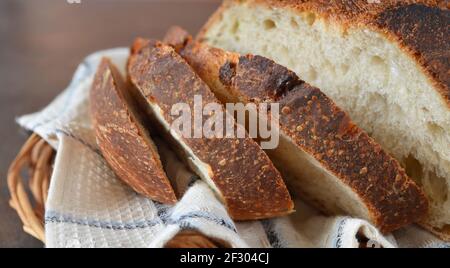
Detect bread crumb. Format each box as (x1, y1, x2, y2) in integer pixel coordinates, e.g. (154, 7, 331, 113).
(360, 167, 368, 175)
(282, 106, 291, 114)
(261, 165, 271, 171)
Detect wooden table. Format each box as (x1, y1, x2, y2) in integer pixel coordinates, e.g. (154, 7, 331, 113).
(0, 0, 220, 248)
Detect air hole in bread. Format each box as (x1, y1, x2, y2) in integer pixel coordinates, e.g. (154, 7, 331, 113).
(404, 154, 448, 205)
(424, 171, 448, 204)
(352, 47, 362, 58)
(217, 23, 227, 37)
(323, 59, 336, 76)
(341, 64, 350, 75)
(231, 20, 240, 34)
(404, 154, 424, 186)
(303, 12, 316, 26)
(370, 55, 389, 86)
(365, 92, 387, 114)
(371, 55, 385, 66)
(290, 18, 299, 28)
(307, 67, 318, 81)
(392, 103, 404, 117)
(427, 122, 444, 137)
(263, 19, 276, 30)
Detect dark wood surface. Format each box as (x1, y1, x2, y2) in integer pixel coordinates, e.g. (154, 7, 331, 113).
(0, 0, 220, 248)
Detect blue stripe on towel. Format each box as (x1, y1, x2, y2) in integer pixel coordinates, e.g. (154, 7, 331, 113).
(46, 209, 237, 233)
(154, 202, 172, 223)
(169, 211, 237, 233)
(332, 217, 349, 248)
(45, 211, 163, 230)
(262, 220, 282, 248)
(154, 202, 237, 233)
(424, 242, 450, 248)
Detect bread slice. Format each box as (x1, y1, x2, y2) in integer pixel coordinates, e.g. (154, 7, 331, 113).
(199, 0, 450, 240)
(90, 58, 177, 204)
(164, 27, 429, 233)
(127, 40, 294, 220)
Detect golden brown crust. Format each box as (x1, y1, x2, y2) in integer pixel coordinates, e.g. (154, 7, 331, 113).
(167, 29, 429, 233)
(127, 40, 294, 220)
(375, 3, 450, 107)
(90, 58, 177, 204)
(198, 0, 450, 107)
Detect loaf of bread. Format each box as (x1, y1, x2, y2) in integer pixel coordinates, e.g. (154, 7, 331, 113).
(127, 40, 294, 220)
(90, 58, 177, 204)
(165, 27, 429, 233)
(199, 0, 449, 239)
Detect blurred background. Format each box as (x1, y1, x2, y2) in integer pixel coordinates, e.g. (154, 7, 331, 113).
(0, 0, 221, 248)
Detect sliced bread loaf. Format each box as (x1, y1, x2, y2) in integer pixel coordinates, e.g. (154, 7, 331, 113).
(165, 27, 429, 233)
(90, 58, 177, 204)
(127, 40, 294, 220)
(199, 0, 450, 239)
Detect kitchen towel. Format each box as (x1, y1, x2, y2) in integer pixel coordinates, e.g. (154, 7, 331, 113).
(17, 48, 449, 248)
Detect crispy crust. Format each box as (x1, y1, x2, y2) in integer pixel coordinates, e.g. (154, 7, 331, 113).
(127, 40, 294, 220)
(166, 29, 429, 233)
(198, 0, 450, 107)
(90, 58, 177, 204)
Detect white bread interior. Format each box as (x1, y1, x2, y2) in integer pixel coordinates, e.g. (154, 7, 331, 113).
(144, 101, 223, 201)
(202, 3, 450, 228)
(271, 132, 370, 220)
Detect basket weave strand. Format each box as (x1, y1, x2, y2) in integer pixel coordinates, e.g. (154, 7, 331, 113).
(7, 134, 50, 242)
(7, 134, 224, 248)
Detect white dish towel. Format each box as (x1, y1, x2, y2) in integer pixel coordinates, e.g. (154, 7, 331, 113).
(17, 48, 449, 248)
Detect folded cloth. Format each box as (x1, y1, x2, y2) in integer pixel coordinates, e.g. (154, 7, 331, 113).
(17, 48, 449, 248)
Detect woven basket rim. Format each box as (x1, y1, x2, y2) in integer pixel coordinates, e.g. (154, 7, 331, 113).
(7, 134, 225, 248)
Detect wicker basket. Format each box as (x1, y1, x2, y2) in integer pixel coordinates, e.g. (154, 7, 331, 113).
(7, 134, 226, 248)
